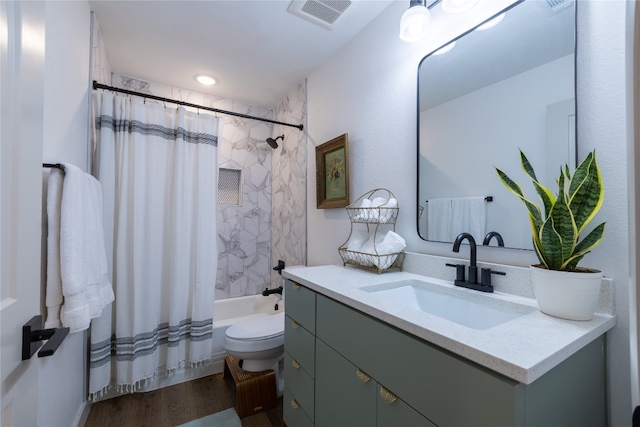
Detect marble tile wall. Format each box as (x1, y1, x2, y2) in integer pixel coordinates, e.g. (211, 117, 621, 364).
(270, 82, 308, 288)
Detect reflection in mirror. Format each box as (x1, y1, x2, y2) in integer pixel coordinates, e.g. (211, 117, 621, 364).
(417, 0, 576, 250)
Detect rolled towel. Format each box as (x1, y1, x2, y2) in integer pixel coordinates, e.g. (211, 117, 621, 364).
(378, 231, 406, 254)
(371, 197, 387, 207)
(375, 231, 406, 269)
(366, 197, 388, 221)
(352, 198, 373, 221)
(380, 198, 398, 222)
(347, 229, 370, 251)
(359, 230, 385, 255)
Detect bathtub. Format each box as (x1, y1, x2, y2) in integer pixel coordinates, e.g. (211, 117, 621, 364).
(93, 293, 284, 400)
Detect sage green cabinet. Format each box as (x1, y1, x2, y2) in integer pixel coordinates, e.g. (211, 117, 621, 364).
(283, 280, 316, 425)
(284, 388, 313, 427)
(316, 294, 606, 427)
(283, 279, 606, 427)
(316, 338, 435, 427)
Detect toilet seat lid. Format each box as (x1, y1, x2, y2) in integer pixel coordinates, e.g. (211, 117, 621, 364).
(225, 312, 285, 340)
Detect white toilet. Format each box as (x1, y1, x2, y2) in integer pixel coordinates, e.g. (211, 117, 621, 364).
(224, 312, 285, 393)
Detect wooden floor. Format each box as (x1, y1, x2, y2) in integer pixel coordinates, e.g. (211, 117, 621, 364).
(84, 372, 283, 427)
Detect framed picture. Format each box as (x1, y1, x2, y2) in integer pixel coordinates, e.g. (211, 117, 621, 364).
(316, 133, 349, 209)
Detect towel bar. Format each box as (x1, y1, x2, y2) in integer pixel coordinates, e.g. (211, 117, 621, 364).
(426, 196, 493, 202)
(22, 315, 69, 360)
(43, 163, 65, 171)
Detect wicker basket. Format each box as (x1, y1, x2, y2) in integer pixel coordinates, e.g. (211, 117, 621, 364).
(339, 188, 404, 274)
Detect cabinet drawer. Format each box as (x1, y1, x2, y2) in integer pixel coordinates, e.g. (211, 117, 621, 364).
(315, 339, 377, 427)
(377, 384, 437, 427)
(284, 387, 314, 427)
(285, 279, 316, 332)
(284, 315, 315, 376)
(284, 351, 314, 420)
(316, 295, 522, 427)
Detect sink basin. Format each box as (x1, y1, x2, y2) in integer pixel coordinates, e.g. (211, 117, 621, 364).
(364, 279, 532, 330)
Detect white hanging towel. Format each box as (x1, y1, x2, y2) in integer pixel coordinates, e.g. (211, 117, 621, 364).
(57, 163, 114, 333)
(45, 169, 64, 329)
(451, 197, 487, 242)
(427, 198, 452, 241)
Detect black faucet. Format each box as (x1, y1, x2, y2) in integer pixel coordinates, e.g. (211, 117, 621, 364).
(483, 231, 504, 247)
(452, 232, 478, 284)
(262, 286, 283, 296)
(448, 232, 505, 293)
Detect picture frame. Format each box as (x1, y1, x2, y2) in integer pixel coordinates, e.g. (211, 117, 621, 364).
(316, 133, 349, 209)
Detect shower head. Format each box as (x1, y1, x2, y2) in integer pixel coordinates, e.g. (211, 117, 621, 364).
(266, 135, 284, 149)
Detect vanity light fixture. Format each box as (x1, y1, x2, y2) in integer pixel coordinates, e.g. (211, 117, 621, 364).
(441, 0, 479, 13)
(196, 75, 217, 86)
(476, 12, 505, 30)
(399, 0, 432, 43)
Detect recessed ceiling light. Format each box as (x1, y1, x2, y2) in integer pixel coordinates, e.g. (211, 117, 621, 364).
(196, 75, 216, 86)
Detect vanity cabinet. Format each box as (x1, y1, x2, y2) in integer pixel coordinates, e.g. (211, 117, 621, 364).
(283, 280, 315, 426)
(315, 338, 435, 427)
(284, 279, 606, 427)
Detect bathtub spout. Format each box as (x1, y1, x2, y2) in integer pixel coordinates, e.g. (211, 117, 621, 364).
(262, 286, 283, 297)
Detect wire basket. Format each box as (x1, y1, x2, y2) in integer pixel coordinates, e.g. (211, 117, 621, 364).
(339, 248, 405, 274)
(339, 188, 404, 274)
(346, 188, 399, 224)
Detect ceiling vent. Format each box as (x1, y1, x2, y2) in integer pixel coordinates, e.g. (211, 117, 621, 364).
(287, 0, 353, 30)
(545, 0, 572, 13)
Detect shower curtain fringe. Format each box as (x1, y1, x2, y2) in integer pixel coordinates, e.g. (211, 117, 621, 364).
(92, 81, 304, 131)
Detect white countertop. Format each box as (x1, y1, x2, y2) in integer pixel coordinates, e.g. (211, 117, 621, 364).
(282, 264, 615, 384)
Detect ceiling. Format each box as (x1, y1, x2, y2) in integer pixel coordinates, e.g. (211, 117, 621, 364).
(88, 0, 395, 109)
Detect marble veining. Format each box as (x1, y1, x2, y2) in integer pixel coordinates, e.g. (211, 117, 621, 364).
(270, 81, 307, 287)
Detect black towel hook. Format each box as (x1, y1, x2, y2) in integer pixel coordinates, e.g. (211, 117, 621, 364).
(22, 315, 69, 360)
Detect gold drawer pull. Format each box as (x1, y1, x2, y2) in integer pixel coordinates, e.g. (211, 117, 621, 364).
(380, 386, 398, 404)
(293, 283, 301, 290)
(292, 321, 300, 329)
(291, 399, 300, 409)
(292, 359, 301, 370)
(356, 369, 371, 383)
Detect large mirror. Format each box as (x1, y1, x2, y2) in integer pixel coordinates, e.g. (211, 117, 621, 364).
(417, 0, 576, 250)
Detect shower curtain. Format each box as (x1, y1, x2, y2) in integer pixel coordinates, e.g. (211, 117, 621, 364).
(89, 92, 219, 398)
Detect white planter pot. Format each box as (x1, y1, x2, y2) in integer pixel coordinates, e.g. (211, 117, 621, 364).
(530, 265, 603, 321)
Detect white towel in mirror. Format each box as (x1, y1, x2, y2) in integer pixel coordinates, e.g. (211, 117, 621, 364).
(451, 197, 486, 242)
(427, 198, 452, 241)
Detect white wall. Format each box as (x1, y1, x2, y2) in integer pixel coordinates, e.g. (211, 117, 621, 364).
(578, 3, 632, 424)
(40, 1, 92, 426)
(307, 1, 632, 425)
(421, 55, 574, 248)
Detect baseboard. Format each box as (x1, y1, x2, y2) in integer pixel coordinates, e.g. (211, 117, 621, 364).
(74, 400, 91, 427)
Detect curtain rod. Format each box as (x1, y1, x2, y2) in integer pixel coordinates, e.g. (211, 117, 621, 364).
(92, 81, 304, 131)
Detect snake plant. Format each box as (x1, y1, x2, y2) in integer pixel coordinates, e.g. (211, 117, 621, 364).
(496, 150, 605, 271)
